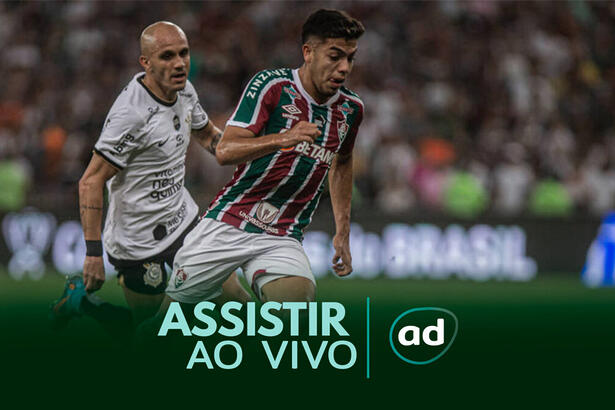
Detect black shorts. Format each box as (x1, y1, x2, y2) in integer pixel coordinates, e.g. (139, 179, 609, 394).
(107, 217, 199, 295)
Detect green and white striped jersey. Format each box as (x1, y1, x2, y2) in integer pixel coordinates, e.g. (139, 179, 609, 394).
(206, 68, 364, 241)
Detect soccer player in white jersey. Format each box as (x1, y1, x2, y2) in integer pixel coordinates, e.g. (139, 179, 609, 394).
(145, 9, 365, 317)
(50, 22, 250, 336)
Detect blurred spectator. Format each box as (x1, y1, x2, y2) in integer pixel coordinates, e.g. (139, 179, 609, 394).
(568, 143, 615, 215)
(0, 157, 30, 211)
(493, 142, 535, 215)
(529, 178, 573, 217)
(372, 134, 416, 213)
(442, 170, 488, 218)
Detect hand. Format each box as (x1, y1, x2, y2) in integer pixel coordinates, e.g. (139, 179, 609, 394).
(278, 121, 321, 149)
(332, 234, 352, 277)
(83, 256, 106, 292)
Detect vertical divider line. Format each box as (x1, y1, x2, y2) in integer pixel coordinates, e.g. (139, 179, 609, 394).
(367, 296, 370, 379)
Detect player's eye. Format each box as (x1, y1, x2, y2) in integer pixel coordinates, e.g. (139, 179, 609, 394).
(329, 54, 341, 61)
(160, 52, 173, 60)
(180, 48, 189, 57)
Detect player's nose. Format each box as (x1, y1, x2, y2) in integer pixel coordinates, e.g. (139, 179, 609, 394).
(173, 55, 186, 69)
(337, 58, 350, 74)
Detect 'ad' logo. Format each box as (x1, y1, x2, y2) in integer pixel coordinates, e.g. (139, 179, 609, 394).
(389, 307, 458, 365)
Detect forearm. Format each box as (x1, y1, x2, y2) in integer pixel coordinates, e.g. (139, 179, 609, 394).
(192, 122, 222, 156)
(78, 176, 105, 241)
(328, 155, 353, 236)
(216, 122, 320, 166)
(216, 132, 285, 165)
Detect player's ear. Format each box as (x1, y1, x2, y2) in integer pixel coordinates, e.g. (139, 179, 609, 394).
(139, 55, 150, 71)
(302, 43, 314, 65)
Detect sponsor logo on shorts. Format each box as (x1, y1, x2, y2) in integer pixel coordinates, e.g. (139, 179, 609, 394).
(143, 262, 163, 288)
(256, 201, 279, 224)
(175, 268, 188, 288)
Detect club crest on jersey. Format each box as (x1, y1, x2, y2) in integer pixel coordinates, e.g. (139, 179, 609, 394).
(283, 86, 301, 102)
(175, 268, 188, 288)
(338, 121, 349, 139)
(256, 201, 279, 224)
(143, 262, 163, 288)
(173, 115, 180, 130)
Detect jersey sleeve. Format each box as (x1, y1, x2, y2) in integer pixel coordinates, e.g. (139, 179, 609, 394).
(94, 105, 146, 170)
(184, 80, 209, 130)
(338, 103, 364, 156)
(226, 70, 282, 136)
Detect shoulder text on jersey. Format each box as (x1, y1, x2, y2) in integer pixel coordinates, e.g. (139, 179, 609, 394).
(246, 69, 290, 99)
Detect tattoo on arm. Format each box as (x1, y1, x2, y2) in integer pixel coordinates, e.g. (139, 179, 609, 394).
(208, 131, 222, 155)
(80, 205, 103, 211)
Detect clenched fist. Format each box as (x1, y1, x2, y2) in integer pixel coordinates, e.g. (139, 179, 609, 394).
(278, 121, 321, 149)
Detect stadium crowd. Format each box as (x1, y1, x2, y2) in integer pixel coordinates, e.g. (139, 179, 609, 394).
(1, 0, 614, 217)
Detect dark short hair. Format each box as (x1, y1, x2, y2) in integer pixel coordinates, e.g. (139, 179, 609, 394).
(301, 9, 365, 44)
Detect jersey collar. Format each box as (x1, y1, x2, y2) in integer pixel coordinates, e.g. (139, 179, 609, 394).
(136, 73, 178, 107)
(292, 69, 340, 107)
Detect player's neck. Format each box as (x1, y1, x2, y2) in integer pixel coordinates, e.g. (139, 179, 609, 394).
(298, 65, 327, 105)
(142, 75, 177, 104)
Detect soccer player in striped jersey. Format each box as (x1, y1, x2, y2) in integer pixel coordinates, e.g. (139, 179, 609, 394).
(161, 9, 365, 307)
(50, 22, 250, 337)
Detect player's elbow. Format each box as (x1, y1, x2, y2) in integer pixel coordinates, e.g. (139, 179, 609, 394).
(215, 143, 233, 165)
(78, 175, 92, 197)
(78, 174, 102, 198)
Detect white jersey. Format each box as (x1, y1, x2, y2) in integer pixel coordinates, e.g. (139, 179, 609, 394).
(94, 73, 209, 262)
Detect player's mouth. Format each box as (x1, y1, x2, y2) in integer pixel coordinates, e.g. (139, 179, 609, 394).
(329, 77, 345, 88)
(171, 72, 187, 82)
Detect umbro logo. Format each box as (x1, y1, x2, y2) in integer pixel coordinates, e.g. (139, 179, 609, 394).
(282, 104, 302, 115)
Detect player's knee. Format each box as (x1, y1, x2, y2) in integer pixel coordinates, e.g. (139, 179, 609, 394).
(261, 276, 315, 303)
(118, 262, 168, 295)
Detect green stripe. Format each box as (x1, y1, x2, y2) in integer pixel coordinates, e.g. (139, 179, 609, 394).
(268, 156, 315, 209)
(244, 223, 264, 234)
(284, 104, 331, 240)
(311, 104, 329, 144)
(207, 153, 277, 219)
(264, 85, 294, 135)
(338, 99, 362, 145)
(232, 69, 293, 125)
(266, 103, 327, 208)
(290, 179, 327, 241)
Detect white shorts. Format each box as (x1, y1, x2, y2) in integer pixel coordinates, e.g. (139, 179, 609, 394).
(166, 218, 315, 303)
